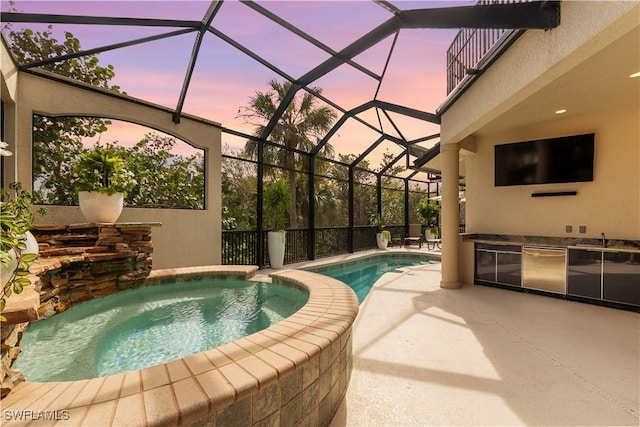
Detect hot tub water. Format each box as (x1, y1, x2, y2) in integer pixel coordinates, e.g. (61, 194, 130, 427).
(14, 279, 308, 382)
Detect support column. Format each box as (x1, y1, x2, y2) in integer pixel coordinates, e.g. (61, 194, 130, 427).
(256, 141, 265, 268)
(308, 156, 315, 261)
(440, 142, 461, 289)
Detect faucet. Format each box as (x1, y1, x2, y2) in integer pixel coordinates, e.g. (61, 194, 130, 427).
(601, 232, 606, 248)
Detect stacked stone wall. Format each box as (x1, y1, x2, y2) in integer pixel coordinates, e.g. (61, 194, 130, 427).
(29, 223, 155, 319)
(0, 323, 28, 398)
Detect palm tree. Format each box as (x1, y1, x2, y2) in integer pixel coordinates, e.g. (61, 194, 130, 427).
(239, 79, 337, 229)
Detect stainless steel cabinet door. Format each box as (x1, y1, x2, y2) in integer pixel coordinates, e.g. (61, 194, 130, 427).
(522, 247, 567, 294)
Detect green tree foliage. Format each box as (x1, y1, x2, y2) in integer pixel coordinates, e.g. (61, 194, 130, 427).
(408, 184, 427, 224)
(239, 79, 337, 229)
(334, 154, 378, 227)
(379, 150, 405, 226)
(9, 28, 121, 91)
(124, 134, 204, 209)
(221, 149, 257, 230)
(314, 175, 346, 228)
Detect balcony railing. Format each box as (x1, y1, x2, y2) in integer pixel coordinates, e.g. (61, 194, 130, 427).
(446, 0, 527, 94)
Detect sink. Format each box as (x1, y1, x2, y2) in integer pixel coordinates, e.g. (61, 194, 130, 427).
(574, 243, 605, 249)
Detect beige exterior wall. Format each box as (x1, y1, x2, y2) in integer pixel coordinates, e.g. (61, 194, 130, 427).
(465, 107, 639, 238)
(440, 1, 640, 286)
(2, 67, 223, 270)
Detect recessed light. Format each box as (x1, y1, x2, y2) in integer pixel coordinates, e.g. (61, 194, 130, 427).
(630, 71, 640, 78)
(555, 109, 567, 114)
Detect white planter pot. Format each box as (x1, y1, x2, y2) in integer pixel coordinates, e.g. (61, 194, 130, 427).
(25, 230, 39, 255)
(267, 231, 286, 269)
(1, 248, 18, 288)
(78, 191, 124, 223)
(376, 233, 389, 249)
(1, 231, 39, 288)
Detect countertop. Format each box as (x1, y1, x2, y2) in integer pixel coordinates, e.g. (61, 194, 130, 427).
(464, 234, 640, 253)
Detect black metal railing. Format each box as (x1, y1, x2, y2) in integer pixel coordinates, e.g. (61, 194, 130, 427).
(223, 226, 386, 266)
(284, 229, 308, 265)
(222, 223, 466, 267)
(315, 227, 349, 259)
(353, 226, 377, 252)
(222, 229, 259, 265)
(446, 0, 527, 93)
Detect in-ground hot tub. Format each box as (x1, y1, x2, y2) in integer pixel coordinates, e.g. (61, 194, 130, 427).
(14, 277, 309, 382)
(2, 266, 359, 427)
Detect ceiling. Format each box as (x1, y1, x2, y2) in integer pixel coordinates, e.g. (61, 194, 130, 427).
(1, 0, 562, 180)
(472, 25, 639, 137)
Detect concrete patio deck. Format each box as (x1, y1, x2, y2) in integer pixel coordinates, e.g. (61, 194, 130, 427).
(326, 254, 639, 426)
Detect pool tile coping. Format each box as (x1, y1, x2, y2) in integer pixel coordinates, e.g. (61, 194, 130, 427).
(2, 265, 359, 427)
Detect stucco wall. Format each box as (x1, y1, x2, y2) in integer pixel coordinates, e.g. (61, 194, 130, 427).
(10, 72, 222, 269)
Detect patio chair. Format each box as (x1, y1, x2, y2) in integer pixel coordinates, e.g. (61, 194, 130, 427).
(404, 224, 423, 248)
(425, 229, 441, 250)
(389, 231, 403, 248)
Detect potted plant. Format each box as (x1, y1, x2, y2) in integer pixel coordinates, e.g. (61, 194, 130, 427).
(264, 178, 290, 269)
(1, 179, 46, 321)
(73, 145, 136, 223)
(369, 213, 390, 249)
(418, 199, 441, 240)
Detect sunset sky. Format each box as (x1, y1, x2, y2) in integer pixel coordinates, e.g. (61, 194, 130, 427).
(2, 0, 472, 166)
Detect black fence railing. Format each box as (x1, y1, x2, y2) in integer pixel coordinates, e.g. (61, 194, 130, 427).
(446, 27, 508, 93)
(446, 0, 527, 93)
(353, 226, 377, 252)
(315, 227, 349, 259)
(222, 229, 258, 265)
(223, 226, 390, 267)
(222, 222, 465, 267)
(285, 229, 308, 265)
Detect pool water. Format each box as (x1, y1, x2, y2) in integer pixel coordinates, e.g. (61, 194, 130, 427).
(305, 254, 432, 302)
(14, 279, 308, 382)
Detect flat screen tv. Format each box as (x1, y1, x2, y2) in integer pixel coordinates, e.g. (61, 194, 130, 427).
(495, 133, 594, 186)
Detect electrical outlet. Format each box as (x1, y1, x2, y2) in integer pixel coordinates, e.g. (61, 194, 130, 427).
(579, 225, 587, 233)
(565, 225, 572, 233)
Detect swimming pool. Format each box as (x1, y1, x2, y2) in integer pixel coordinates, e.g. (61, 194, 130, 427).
(305, 253, 434, 302)
(14, 278, 308, 382)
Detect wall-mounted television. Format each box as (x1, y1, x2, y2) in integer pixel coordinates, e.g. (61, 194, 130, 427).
(495, 133, 595, 187)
